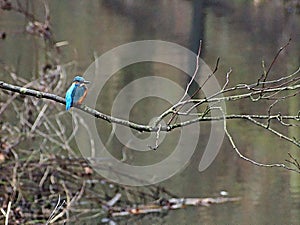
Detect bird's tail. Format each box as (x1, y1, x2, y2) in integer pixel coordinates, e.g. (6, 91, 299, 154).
(66, 101, 71, 111)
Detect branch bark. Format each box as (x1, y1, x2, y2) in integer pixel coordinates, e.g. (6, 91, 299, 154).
(1, 80, 299, 137)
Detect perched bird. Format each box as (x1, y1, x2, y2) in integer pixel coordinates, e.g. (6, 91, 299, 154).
(65, 76, 90, 111)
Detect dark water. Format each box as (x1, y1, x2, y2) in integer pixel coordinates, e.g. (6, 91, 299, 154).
(1, 0, 300, 224)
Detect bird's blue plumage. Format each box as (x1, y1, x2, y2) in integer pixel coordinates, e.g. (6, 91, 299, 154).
(65, 76, 89, 111)
(65, 83, 76, 110)
(73, 76, 85, 83)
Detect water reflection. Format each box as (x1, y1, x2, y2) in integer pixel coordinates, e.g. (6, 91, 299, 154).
(1, 0, 299, 224)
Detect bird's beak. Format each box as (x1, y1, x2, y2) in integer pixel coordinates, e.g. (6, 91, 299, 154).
(83, 80, 90, 84)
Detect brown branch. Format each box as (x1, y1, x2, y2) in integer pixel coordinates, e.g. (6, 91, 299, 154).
(263, 38, 291, 84)
(256, 38, 292, 89)
(0, 81, 154, 132)
(109, 196, 240, 217)
(1, 80, 299, 135)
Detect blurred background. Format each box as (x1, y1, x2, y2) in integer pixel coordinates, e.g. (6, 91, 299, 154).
(0, 0, 300, 224)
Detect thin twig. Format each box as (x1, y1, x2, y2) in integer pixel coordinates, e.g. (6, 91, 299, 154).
(2, 201, 12, 225)
(215, 106, 300, 172)
(262, 38, 291, 84)
(148, 124, 162, 150)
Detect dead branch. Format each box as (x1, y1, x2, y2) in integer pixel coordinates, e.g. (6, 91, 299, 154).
(109, 196, 240, 217)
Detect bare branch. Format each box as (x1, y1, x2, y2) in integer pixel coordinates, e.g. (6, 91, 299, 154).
(262, 38, 291, 84)
(218, 106, 300, 173)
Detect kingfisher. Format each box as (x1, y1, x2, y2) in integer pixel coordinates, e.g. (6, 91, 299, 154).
(65, 76, 90, 111)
